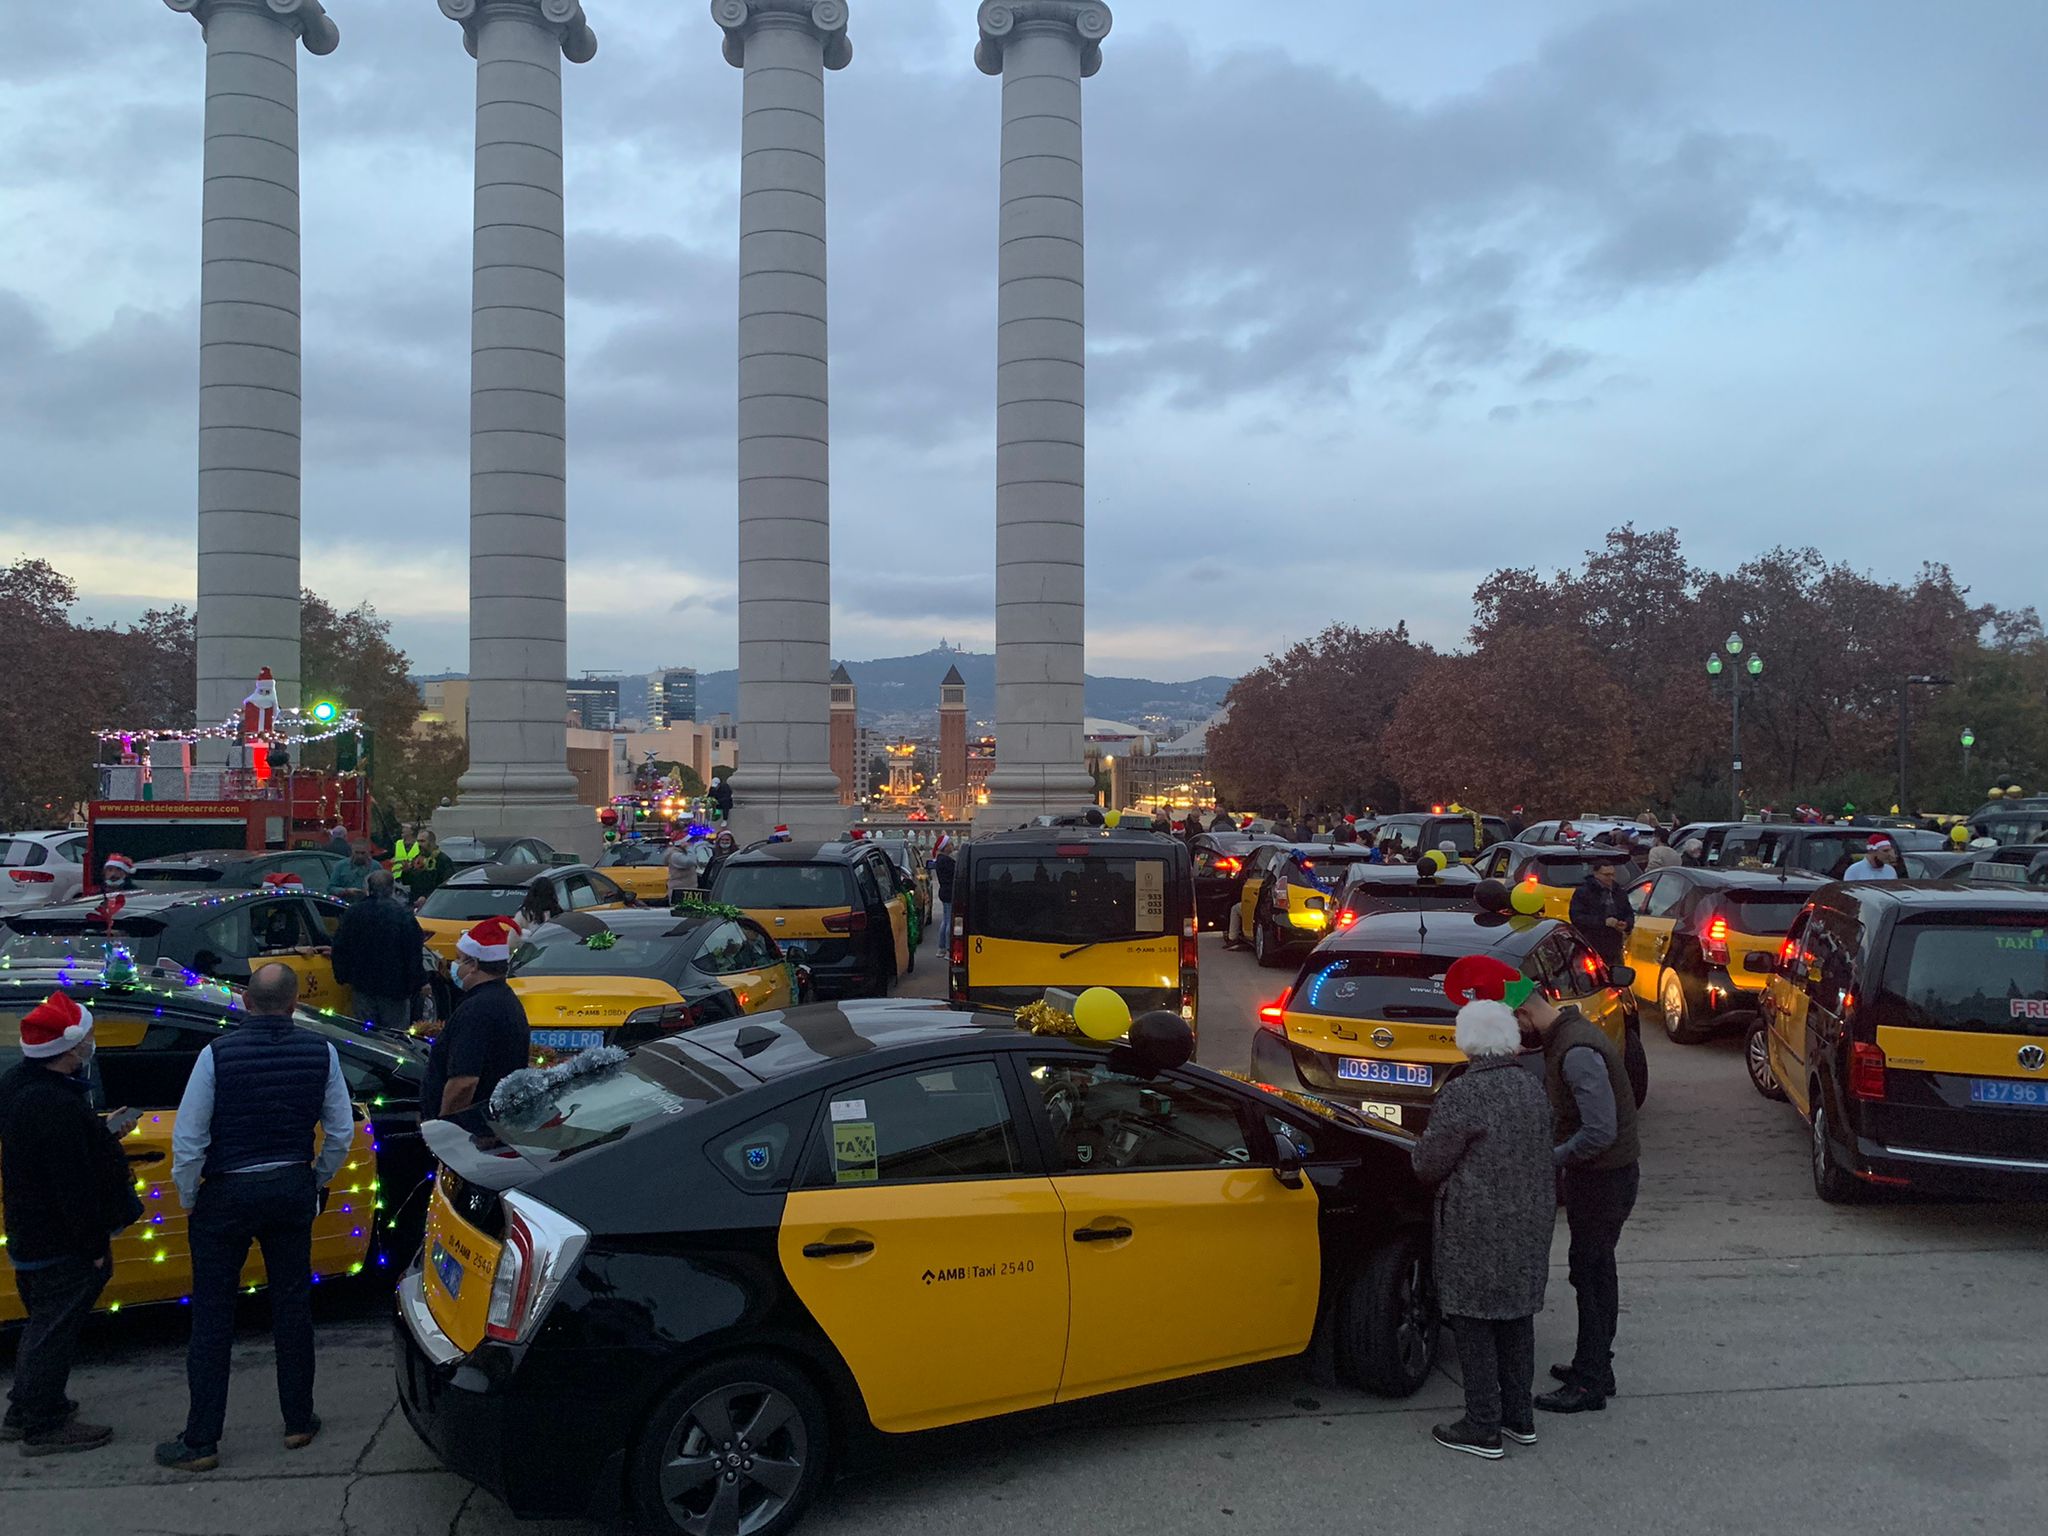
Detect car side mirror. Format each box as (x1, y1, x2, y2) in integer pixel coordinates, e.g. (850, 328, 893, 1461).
(1607, 964, 1635, 990)
(1743, 952, 1775, 974)
(1272, 1138, 1303, 1190)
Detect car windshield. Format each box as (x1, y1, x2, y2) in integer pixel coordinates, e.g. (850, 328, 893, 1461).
(486, 1041, 741, 1160)
(1534, 856, 1631, 885)
(440, 837, 531, 865)
(0, 927, 166, 964)
(417, 885, 526, 921)
(1715, 890, 1810, 936)
(510, 925, 701, 982)
(718, 864, 854, 910)
(1294, 953, 1458, 1021)
(1977, 810, 2048, 845)
(972, 852, 1174, 945)
(1877, 917, 2048, 1035)
(1341, 882, 1479, 915)
(600, 843, 668, 867)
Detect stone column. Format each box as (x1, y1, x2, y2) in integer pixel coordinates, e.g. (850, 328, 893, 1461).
(165, 0, 339, 737)
(976, 1, 1109, 821)
(433, 0, 600, 859)
(712, 0, 851, 840)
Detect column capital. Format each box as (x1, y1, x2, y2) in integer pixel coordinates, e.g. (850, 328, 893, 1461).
(439, 0, 597, 64)
(976, 0, 1110, 78)
(164, 0, 340, 55)
(712, 0, 851, 72)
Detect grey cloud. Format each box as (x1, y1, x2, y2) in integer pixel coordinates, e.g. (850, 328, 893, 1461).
(672, 592, 737, 615)
(1522, 345, 1595, 385)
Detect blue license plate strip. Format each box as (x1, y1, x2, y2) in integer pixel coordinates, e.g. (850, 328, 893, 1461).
(430, 1240, 464, 1299)
(530, 1028, 607, 1051)
(1337, 1057, 1434, 1087)
(1969, 1078, 2048, 1108)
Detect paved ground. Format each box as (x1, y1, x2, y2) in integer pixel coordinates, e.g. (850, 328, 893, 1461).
(6, 933, 2047, 1534)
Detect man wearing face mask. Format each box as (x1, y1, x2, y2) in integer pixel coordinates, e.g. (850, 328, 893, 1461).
(420, 917, 531, 1132)
(0, 993, 144, 1455)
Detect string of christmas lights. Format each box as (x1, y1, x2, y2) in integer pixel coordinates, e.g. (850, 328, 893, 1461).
(95, 703, 367, 749)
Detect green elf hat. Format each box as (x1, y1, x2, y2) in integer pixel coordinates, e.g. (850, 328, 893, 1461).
(1444, 954, 1536, 1011)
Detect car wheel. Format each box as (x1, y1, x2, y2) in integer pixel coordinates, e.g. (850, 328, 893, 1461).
(1810, 1093, 1861, 1204)
(1623, 1022, 1649, 1108)
(1660, 971, 1706, 1044)
(1253, 913, 1284, 969)
(1745, 1020, 1786, 1100)
(1337, 1231, 1437, 1398)
(632, 1355, 829, 1536)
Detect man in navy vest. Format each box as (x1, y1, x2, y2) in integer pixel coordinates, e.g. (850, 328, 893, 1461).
(157, 965, 353, 1472)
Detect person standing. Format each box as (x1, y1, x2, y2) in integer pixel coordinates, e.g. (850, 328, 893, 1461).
(420, 918, 532, 1132)
(97, 854, 135, 895)
(1568, 861, 1633, 967)
(702, 829, 740, 893)
(1643, 830, 1680, 870)
(390, 823, 422, 878)
(1678, 837, 1707, 868)
(400, 830, 454, 906)
(1843, 836, 1899, 881)
(0, 994, 142, 1456)
(1514, 980, 1642, 1414)
(708, 771, 734, 824)
(326, 843, 376, 902)
(511, 878, 563, 944)
(157, 965, 354, 1472)
(929, 835, 958, 943)
(329, 869, 426, 1032)
(665, 833, 701, 905)
(1413, 958, 1557, 1458)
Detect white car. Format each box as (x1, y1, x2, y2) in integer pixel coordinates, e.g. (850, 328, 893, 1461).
(0, 830, 91, 918)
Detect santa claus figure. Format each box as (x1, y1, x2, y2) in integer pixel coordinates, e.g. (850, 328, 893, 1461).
(241, 668, 280, 737)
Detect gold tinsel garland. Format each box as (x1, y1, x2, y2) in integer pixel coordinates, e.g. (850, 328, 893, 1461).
(1015, 1000, 1081, 1037)
(1214, 1069, 1357, 1125)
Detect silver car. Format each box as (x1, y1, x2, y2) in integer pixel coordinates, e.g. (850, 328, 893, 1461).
(0, 830, 90, 917)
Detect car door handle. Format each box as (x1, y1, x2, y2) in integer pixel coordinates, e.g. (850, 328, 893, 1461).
(1072, 1225, 1133, 1243)
(801, 1240, 874, 1259)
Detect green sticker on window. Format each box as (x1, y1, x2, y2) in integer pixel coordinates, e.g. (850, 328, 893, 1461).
(832, 1121, 878, 1184)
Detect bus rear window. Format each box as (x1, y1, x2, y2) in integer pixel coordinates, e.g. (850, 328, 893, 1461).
(1295, 954, 1457, 1022)
(972, 855, 1170, 944)
(717, 864, 854, 910)
(1877, 919, 2048, 1035)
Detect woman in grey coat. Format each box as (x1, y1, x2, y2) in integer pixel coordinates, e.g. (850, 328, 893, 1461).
(1412, 962, 1559, 1459)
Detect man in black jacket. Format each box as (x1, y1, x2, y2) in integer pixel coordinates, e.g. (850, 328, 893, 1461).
(329, 869, 426, 1031)
(421, 918, 532, 1132)
(1568, 862, 1634, 967)
(0, 993, 142, 1455)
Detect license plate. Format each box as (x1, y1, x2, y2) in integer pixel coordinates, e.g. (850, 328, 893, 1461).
(1969, 1078, 2048, 1108)
(530, 1028, 606, 1052)
(430, 1240, 464, 1299)
(1337, 1057, 1434, 1088)
(1356, 1101, 1404, 1125)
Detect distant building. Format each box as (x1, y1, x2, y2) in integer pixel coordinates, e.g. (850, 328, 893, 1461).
(567, 674, 621, 731)
(650, 667, 698, 727)
(939, 665, 968, 819)
(829, 664, 858, 806)
(418, 677, 471, 741)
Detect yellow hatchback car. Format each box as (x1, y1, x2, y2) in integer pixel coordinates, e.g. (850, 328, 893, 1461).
(415, 863, 638, 966)
(711, 842, 913, 1000)
(507, 908, 799, 1058)
(1250, 908, 1646, 1132)
(1472, 842, 1640, 920)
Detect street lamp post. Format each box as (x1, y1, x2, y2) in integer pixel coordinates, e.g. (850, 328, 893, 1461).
(1707, 631, 1764, 821)
(1897, 675, 1955, 814)
(1961, 726, 1975, 788)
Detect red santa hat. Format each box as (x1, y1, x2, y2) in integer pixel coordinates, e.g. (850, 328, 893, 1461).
(1867, 834, 1894, 850)
(21, 992, 94, 1059)
(1442, 956, 1531, 1059)
(262, 871, 304, 888)
(103, 853, 135, 875)
(457, 915, 517, 963)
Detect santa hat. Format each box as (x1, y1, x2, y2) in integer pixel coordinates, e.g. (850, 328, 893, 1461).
(1867, 834, 1894, 850)
(935, 834, 953, 854)
(21, 992, 94, 1059)
(1444, 954, 1535, 1011)
(457, 916, 516, 963)
(769, 825, 791, 843)
(262, 871, 303, 888)
(103, 853, 135, 875)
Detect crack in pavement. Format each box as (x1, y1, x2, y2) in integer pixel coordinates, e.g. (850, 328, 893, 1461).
(446, 1484, 477, 1536)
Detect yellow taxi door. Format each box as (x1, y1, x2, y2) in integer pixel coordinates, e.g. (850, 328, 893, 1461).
(1238, 851, 1272, 935)
(1554, 932, 1630, 1047)
(776, 1060, 1069, 1432)
(1765, 915, 1817, 1114)
(1024, 1057, 1320, 1400)
(1623, 875, 1681, 1005)
(250, 896, 353, 1016)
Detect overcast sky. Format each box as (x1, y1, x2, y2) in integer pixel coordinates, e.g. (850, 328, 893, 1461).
(4, 0, 2044, 682)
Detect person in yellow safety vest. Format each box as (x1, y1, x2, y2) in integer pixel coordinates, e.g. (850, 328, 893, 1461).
(390, 825, 422, 875)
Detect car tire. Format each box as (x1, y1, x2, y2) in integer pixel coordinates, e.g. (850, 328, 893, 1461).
(1337, 1231, 1437, 1398)
(1624, 1022, 1649, 1108)
(1810, 1092, 1862, 1204)
(1253, 913, 1284, 969)
(1660, 970, 1707, 1044)
(1745, 1019, 1786, 1100)
(632, 1355, 830, 1536)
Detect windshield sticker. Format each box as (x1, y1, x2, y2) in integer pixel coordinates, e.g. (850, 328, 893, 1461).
(829, 1097, 867, 1122)
(2011, 999, 2048, 1020)
(1135, 861, 1165, 932)
(832, 1120, 878, 1183)
(1993, 930, 2048, 951)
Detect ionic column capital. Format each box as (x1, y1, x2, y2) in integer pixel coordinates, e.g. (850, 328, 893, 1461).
(163, 0, 340, 55)
(712, 0, 851, 72)
(976, 0, 1110, 78)
(439, 0, 598, 64)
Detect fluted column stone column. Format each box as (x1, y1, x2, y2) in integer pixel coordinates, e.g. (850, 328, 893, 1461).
(165, 0, 339, 739)
(433, 0, 599, 859)
(977, 0, 1108, 817)
(712, 0, 851, 838)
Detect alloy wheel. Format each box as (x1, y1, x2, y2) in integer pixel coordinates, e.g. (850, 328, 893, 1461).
(657, 1381, 808, 1536)
(1747, 1026, 1780, 1098)
(1660, 972, 1692, 1042)
(1394, 1253, 1434, 1384)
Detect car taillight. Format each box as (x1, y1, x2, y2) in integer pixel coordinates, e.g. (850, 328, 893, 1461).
(1216, 857, 1241, 875)
(822, 909, 868, 934)
(1849, 1039, 1886, 1101)
(483, 1191, 588, 1345)
(1181, 916, 1199, 971)
(1258, 988, 1291, 1032)
(622, 1001, 694, 1033)
(6, 869, 55, 884)
(1335, 908, 1358, 930)
(1702, 914, 1730, 966)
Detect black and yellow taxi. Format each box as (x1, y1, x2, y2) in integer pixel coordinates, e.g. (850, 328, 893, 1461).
(1328, 863, 1482, 933)
(1367, 812, 1509, 860)
(1250, 907, 1645, 1132)
(1235, 843, 1387, 967)
(1189, 831, 1285, 930)
(2, 887, 359, 1017)
(1749, 882, 2048, 1201)
(416, 863, 637, 966)
(1471, 841, 1639, 920)
(1621, 868, 1824, 1042)
(0, 959, 431, 1322)
(126, 846, 350, 893)
(394, 1001, 1437, 1530)
(711, 842, 911, 1000)
(594, 839, 690, 903)
(506, 908, 800, 1058)
(949, 827, 1199, 1031)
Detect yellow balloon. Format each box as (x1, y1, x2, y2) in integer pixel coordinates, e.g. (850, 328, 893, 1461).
(1510, 882, 1546, 916)
(1074, 987, 1132, 1042)
(1420, 849, 1447, 874)
(1951, 824, 1971, 845)
(1103, 809, 1121, 827)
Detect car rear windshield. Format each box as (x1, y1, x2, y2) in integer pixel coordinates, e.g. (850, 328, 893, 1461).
(1877, 918, 2048, 1035)
(132, 866, 224, 883)
(417, 885, 526, 921)
(511, 927, 699, 982)
(1293, 953, 1457, 1022)
(1285, 853, 1370, 891)
(1341, 884, 1479, 915)
(601, 843, 667, 867)
(487, 1042, 742, 1159)
(972, 852, 1174, 944)
(0, 928, 165, 965)
(1714, 890, 1809, 936)
(718, 863, 854, 910)
(1533, 856, 1630, 885)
